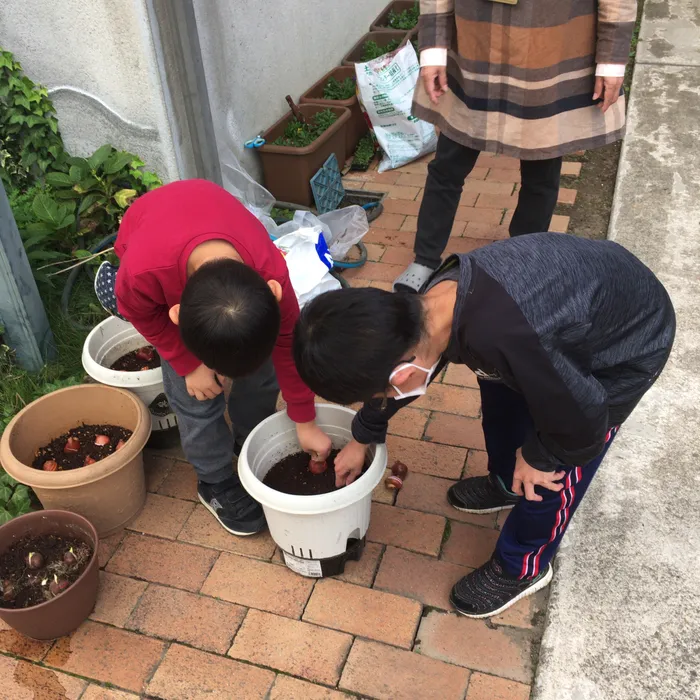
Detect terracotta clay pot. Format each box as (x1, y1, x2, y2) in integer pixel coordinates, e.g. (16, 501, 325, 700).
(370, 1, 420, 32)
(0, 510, 99, 639)
(342, 30, 410, 66)
(300, 66, 369, 160)
(0, 384, 151, 537)
(258, 104, 351, 207)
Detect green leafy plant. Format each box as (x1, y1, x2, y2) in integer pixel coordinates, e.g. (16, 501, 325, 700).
(270, 206, 295, 223)
(361, 39, 402, 62)
(323, 76, 356, 101)
(351, 133, 376, 171)
(386, 2, 420, 30)
(0, 470, 32, 525)
(0, 49, 65, 190)
(273, 109, 339, 148)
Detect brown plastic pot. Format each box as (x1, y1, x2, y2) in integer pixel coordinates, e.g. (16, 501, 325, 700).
(0, 510, 99, 639)
(370, 1, 419, 32)
(258, 104, 351, 207)
(300, 66, 369, 160)
(0, 384, 151, 537)
(342, 30, 409, 66)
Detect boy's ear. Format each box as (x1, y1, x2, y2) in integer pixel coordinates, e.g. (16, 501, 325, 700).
(168, 304, 180, 325)
(391, 364, 418, 388)
(267, 279, 283, 303)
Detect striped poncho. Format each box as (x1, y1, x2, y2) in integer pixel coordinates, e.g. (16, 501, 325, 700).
(413, 0, 638, 159)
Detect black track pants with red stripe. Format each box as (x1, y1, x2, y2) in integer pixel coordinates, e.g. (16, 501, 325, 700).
(478, 379, 618, 579)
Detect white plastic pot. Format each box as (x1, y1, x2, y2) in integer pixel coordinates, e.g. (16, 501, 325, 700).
(82, 317, 177, 436)
(239, 404, 387, 577)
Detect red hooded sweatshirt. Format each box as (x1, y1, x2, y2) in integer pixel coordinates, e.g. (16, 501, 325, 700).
(114, 179, 315, 423)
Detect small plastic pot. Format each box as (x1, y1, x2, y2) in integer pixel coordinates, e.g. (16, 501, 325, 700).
(0, 510, 99, 640)
(300, 66, 369, 160)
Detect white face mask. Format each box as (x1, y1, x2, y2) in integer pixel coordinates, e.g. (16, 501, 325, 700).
(389, 358, 441, 399)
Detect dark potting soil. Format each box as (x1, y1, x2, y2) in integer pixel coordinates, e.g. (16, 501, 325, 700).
(32, 424, 133, 471)
(110, 345, 161, 372)
(0, 534, 92, 609)
(263, 449, 368, 496)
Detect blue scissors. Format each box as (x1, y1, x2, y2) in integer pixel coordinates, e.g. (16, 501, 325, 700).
(244, 135, 265, 149)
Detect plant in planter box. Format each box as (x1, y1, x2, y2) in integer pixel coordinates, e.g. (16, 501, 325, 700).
(273, 109, 339, 148)
(351, 133, 377, 171)
(362, 38, 402, 61)
(323, 76, 357, 101)
(387, 2, 420, 30)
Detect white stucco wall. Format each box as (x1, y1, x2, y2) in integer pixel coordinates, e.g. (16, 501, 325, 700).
(0, 0, 180, 183)
(193, 0, 390, 180)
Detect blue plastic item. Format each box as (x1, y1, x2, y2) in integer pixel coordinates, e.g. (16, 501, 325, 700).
(244, 135, 265, 148)
(310, 153, 345, 214)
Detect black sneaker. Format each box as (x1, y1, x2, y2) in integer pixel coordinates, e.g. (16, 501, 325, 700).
(447, 474, 519, 513)
(450, 557, 553, 618)
(198, 477, 266, 536)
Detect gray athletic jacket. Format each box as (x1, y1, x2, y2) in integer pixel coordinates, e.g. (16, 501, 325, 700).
(351, 233, 675, 471)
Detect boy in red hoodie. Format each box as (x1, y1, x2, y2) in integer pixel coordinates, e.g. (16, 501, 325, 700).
(109, 179, 331, 535)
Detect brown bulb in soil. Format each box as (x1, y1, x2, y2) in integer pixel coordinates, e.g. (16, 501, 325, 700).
(63, 548, 77, 566)
(42, 459, 58, 471)
(64, 436, 80, 453)
(385, 475, 403, 491)
(94, 434, 110, 446)
(26, 551, 44, 569)
(115, 439, 127, 451)
(308, 459, 327, 475)
(2, 580, 15, 602)
(140, 366, 151, 371)
(84, 455, 97, 466)
(49, 577, 70, 596)
(391, 461, 408, 479)
(135, 346, 154, 362)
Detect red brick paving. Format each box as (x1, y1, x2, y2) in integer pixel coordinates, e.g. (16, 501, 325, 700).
(2, 151, 577, 698)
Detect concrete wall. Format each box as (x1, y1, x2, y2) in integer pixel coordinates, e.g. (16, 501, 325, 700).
(193, 0, 389, 180)
(0, 0, 180, 182)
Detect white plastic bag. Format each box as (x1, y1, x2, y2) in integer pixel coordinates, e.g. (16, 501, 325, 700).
(355, 43, 437, 172)
(318, 206, 368, 259)
(273, 227, 341, 307)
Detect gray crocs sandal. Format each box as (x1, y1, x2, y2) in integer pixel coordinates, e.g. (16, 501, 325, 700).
(393, 262, 435, 293)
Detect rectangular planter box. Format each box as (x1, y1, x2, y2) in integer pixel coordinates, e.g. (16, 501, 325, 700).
(342, 30, 409, 66)
(258, 105, 351, 207)
(370, 1, 419, 32)
(300, 66, 369, 161)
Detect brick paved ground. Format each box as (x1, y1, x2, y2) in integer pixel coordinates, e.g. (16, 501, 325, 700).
(0, 153, 579, 699)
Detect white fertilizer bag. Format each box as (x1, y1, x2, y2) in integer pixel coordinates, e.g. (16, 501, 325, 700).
(355, 42, 437, 173)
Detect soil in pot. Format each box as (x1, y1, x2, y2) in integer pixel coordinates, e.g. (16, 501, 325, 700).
(110, 345, 161, 372)
(32, 424, 133, 471)
(0, 534, 92, 609)
(263, 449, 369, 496)
(273, 109, 339, 148)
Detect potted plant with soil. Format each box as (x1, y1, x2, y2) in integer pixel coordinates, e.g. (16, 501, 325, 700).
(300, 66, 369, 160)
(370, 1, 420, 32)
(0, 509, 99, 639)
(258, 102, 351, 207)
(82, 316, 179, 449)
(342, 30, 409, 66)
(0, 384, 151, 537)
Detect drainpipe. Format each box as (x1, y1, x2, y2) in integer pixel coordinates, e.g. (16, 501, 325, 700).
(145, 0, 222, 185)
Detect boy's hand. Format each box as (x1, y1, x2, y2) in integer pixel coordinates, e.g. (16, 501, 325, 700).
(334, 439, 369, 488)
(185, 363, 224, 401)
(512, 450, 566, 502)
(421, 66, 448, 105)
(296, 421, 332, 463)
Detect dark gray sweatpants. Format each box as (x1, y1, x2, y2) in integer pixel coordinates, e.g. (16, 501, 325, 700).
(161, 359, 279, 484)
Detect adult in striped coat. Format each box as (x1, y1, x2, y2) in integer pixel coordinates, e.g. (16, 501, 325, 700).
(393, 0, 638, 293)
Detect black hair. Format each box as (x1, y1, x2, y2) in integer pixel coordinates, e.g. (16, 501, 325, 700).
(179, 258, 281, 378)
(293, 287, 424, 405)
